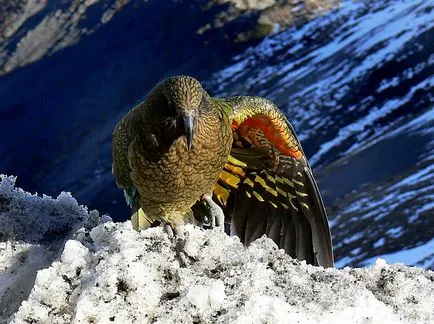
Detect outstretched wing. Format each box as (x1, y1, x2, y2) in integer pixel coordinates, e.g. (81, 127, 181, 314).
(213, 96, 334, 267)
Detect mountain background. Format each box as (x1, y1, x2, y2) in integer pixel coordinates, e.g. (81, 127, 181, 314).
(1, 0, 433, 269)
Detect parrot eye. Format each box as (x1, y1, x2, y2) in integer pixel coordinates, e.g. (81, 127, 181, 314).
(198, 95, 209, 114)
(162, 95, 177, 115)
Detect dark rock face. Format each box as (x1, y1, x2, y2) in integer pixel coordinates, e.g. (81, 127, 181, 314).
(198, 0, 340, 42)
(0, 0, 433, 268)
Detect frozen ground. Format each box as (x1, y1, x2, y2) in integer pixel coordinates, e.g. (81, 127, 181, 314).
(1, 175, 433, 323)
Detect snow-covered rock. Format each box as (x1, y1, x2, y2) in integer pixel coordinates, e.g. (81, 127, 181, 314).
(9, 223, 434, 324)
(0, 175, 108, 322)
(1, 176, 433, 323)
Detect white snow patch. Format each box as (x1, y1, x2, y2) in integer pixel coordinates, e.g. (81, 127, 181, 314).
(60, 239, 90, 267)
(373, 237, 386, 249)
(186, 279, 226, 312)
(363, 238, 434, 269)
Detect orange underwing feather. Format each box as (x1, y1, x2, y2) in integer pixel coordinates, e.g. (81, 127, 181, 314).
(225, 163, 246, 177)
(232, 115, 302, 159)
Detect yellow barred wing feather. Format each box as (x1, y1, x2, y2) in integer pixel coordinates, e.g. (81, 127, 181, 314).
(213, 96, 334, 268)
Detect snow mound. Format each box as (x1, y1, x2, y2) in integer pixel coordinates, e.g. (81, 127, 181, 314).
(2, 175, 434, 323)
(0, 175, 108, 321)
(9, 224, 434, 324)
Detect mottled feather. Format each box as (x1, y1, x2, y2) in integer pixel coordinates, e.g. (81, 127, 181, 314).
(112, 76, 232, 229)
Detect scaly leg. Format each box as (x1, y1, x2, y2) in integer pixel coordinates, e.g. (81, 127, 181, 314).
(164, 223, 189, 267)
(202, 194, 225, 232)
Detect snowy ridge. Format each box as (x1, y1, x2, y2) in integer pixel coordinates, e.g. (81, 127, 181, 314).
(1, 176, 434, 323)
(323, 107, 434, 269)
(331, 157, 434, 269)
(0, 175, 102, 243)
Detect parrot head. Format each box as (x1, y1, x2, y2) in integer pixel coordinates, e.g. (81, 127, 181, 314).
(151, 75, 208, 150)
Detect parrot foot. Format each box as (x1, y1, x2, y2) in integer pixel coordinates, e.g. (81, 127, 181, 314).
(202, 194, 225, 232)
(164, 224, 189, 267)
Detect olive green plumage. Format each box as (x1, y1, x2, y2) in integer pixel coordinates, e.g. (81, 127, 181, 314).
(112, 75, 334, 267)
(112, 76, 233, 229)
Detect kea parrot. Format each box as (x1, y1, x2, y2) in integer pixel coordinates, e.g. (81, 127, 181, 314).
(112, 75, 334, 267)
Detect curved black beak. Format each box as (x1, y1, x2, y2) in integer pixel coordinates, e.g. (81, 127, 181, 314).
(183, 114, 195, 150)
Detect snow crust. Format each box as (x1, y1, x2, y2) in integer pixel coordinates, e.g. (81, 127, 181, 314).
(1, 175, 434, 323)
(0, 175, 106, 322)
